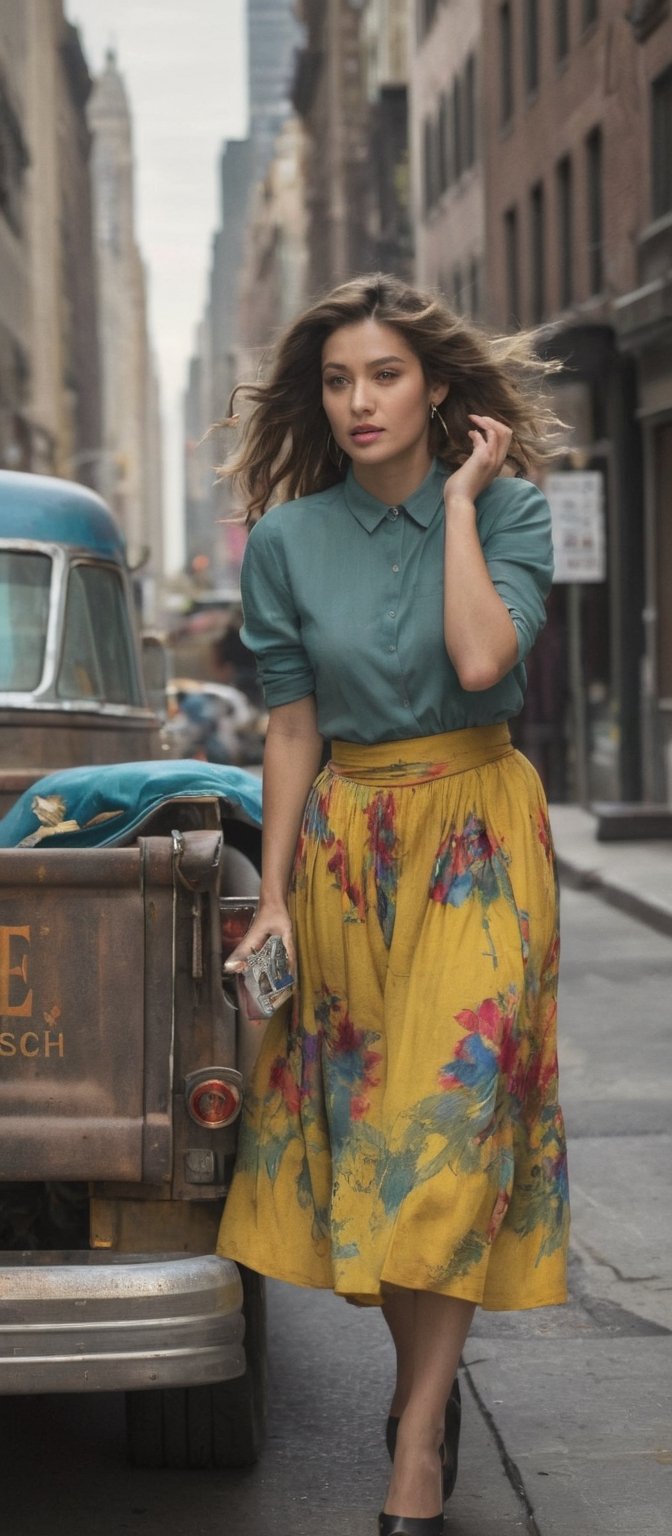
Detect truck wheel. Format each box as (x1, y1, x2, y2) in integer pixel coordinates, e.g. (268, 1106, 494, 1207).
(211, 1264, 267, 1467)
(125, 1266, 267, 1470)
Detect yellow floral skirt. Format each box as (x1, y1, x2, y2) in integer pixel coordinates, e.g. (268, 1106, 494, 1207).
(217, 724, 569, 1310)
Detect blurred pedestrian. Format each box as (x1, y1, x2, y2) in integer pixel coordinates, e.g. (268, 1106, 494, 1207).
(218, 273, 569, 1535)
(210, 620, 263, 707)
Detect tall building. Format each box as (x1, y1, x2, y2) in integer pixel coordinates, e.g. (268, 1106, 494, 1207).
(211, 138, 254, 428)
(0, 0, 101, 482)
(292, 0, 370, 292)
(182, 138, 253, 582)
(237, 116, 309, 351)
(51, 12, 102, 484)
(247, 0, 303, 184)
(184, 312, 215, 576)
(88, 49, 163, 588)
(614, 7, 672, 803)
(409, 0, 484, 312)
(0, 2, 33, 473)
(480, 0, 672, 805)
(181, 2, 303, 581)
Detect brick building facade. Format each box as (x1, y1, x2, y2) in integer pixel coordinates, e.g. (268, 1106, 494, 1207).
(614, 4, 672, 800)
(410, 0, 484, 313)
(481, 0, 672, 803)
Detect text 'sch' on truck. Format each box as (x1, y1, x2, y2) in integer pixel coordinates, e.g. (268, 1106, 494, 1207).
(0, 471, 268, 1468)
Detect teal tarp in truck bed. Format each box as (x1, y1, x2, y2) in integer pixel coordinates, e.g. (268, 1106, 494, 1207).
(0, 759, 263, 848)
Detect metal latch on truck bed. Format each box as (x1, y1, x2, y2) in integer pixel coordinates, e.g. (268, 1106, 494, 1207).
(172, 828, 223, 979)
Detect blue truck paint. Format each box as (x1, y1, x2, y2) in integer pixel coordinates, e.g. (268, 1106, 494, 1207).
(0, 470, 126, 562)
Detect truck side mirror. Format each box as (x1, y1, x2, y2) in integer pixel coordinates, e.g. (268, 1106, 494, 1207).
(141, 633, 169, 721)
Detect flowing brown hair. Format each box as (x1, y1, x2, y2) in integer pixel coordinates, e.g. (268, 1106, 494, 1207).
(217, 272, 567, 524)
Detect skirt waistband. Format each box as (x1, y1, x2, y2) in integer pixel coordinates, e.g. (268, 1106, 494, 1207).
(328, 724, 513, 786)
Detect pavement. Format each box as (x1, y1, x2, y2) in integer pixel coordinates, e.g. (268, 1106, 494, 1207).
(549, 802, 672, 937)
(458, 806, 672, 1536)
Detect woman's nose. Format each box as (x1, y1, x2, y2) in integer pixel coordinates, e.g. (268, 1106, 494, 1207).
(350, 379, 374, 413)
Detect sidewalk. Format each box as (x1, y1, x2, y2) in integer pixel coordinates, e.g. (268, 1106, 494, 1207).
(460, 804, 672, 1536)
(549, 803, 672, 937)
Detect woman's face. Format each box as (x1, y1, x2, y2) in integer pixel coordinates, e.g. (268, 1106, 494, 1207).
(321, 318, 447, 471)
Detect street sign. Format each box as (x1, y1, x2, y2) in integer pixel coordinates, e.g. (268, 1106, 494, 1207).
(545, 471, 606, 583)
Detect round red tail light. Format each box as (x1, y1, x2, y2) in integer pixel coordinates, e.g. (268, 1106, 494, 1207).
(186, 1074, 242, 1128)
(220, 899, 257, 958)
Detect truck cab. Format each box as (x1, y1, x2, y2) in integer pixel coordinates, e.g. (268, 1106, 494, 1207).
(0, 470, 162, 816)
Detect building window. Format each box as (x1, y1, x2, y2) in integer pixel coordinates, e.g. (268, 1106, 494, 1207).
(423, 116, 434, 214)
(0, 88, 29, 238)
(452, 75, 463, 180)
(499, 3, 514, 127)
(438, 91, 450, 194)
(555, 0, 570, 62)
(556, 155, 573, 307)
(417, 0, 440, 41)
(530, 181, 545, 322)
(464, 53, 477, 168)
(582, 0, 599, 29)
(654, 421, 672, 701)
(627, 1, 670, 44)
(652, 65, 672, 219)
(586, 126, 603, 292)
(444, 90, 455, 187)
(504, 206, 519, 325)
(453, 265, 463, 312)
(524, 0, 540, 95)
(469, 256, 481, 319)
(424, 111, 444, 212)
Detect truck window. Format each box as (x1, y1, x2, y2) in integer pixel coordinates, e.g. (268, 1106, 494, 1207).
(57, 563, 143, 705)
(0, 551, 52, 691)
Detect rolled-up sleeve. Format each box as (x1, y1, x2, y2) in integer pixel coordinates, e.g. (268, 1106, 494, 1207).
(479, 479, 554, 662)
(240, 514, 315, 708)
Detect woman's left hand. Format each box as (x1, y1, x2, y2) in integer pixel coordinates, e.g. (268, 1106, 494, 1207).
(443, 415, 513, 507)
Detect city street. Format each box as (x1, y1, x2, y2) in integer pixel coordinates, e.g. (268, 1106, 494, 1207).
(1, 881, 670, 1536)
(2, 6, 672, 1535)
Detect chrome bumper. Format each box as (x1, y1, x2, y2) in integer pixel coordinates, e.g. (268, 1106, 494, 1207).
(0, 1251, 245, 1394)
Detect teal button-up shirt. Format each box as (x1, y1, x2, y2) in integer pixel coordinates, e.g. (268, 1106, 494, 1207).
(240, 459, 553, 744)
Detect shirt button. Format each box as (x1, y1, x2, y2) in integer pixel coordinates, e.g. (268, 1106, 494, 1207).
(388, 609, 396, 618)
(392, 563, 400, 573)
(402, 696, 410, 707)
(388, 644, 396, 652)
(387, 507, 399, 520)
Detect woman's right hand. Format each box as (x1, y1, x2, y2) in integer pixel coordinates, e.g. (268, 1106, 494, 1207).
(223, 899, 295, 974)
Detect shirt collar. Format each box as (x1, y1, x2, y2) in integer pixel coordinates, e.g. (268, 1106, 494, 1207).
(343, 458, 449, 533)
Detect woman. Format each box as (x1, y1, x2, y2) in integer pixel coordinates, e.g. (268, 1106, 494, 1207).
(217, 274, 569, 1535)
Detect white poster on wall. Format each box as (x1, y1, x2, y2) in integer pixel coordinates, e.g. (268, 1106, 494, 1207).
(545, 471, 606, 583)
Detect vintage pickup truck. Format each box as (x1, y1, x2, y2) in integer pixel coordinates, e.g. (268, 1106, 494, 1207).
(0, 472, 267, 1469)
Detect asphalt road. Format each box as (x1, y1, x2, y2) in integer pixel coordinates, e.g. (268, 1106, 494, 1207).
(1, 885, 670, 1536)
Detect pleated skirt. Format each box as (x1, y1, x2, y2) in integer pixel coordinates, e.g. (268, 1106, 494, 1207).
(216, 724, 569, 1310)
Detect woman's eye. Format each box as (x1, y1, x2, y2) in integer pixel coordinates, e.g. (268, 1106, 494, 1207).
(324, 375, 347, 388)
(377, 370, 397, 382)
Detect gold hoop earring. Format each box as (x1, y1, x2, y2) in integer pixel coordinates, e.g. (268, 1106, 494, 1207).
(327, 431, 346, 471)
(430, 403, 450, 440)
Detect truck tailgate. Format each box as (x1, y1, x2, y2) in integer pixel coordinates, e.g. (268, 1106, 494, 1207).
(0, 839, 174, 1183)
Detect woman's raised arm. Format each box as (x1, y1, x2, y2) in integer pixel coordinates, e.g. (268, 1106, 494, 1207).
(442, 415, 520, 691)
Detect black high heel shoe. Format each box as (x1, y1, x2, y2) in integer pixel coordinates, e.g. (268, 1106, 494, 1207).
(385, 1377, 461, 1503)
(378, 1516, 444, 1535)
